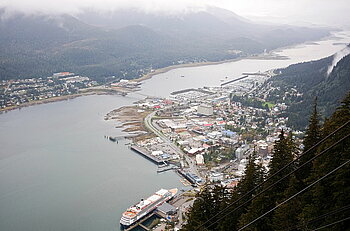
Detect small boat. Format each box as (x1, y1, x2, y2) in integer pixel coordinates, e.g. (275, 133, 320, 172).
(109, 136, 117, 142)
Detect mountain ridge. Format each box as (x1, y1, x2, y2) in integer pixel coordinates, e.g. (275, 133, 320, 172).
(0, 7, 331, 80)
(264, 48, 350, 129)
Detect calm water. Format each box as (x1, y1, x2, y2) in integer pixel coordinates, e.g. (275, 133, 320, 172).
(1, 31, 350, 231)
(139, 31, 350, 97)
(0, 96, 183, 231)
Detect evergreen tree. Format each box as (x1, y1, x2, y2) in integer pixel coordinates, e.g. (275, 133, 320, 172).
(271, 175, 303, 231)
(297, 98, 321, 182)
(239, 130, 295, 230)
(299, 92, 350, 230)
(219, 151, 265, 231)
(271, 101, 321, 230)
(182, 185, 228, 231)
(268, 130, 295, 198)
(272, 100, 320, 230)
(272, 133, 301, 231)
(183, 93, 350, 231)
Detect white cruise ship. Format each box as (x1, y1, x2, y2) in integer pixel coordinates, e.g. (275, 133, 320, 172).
(120, 188, 178, 227)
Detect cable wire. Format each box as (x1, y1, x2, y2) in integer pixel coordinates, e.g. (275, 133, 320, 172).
(312, 216, 350, 231)
(285, 204, 350, 231)
(238, 159, 350, 230)
(194, 120, 350, 231)
(200, 132, 350, 231)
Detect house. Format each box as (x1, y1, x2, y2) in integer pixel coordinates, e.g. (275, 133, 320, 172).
(196, 154, 205, 165)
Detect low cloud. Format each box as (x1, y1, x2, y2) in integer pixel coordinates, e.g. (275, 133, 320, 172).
(0, 0, 349, 27)
(0, 0, 208, 16)
(327, 46, 350, 76)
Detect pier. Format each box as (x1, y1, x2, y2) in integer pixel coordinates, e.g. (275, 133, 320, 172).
(220, 75, 248, 86)
(124, 213, 154, 231)
(104, 135, 127, 142)
(242, 72, 268, 76)
(130, 146, 164, 165)
(157, 164, 179, 173)
(170, 88, 214, 95)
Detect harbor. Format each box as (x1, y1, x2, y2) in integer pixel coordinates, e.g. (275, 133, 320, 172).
(1, 31, 350, 231)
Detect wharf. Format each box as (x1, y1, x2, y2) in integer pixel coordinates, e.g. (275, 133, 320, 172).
(221, 75, 248, 86)
(124, 213, 153, 231)
(242, 72, 268, 76)
(104, 135, 126, 142)
(157, 165, 179, 173)
(130, 146, 164, 165)
(170, 88, 214, 96)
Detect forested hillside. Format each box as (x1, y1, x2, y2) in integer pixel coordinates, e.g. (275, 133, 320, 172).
(0, 7, 330, 81)
(263, 50, 350, 129)
(183, 92, 350, 230)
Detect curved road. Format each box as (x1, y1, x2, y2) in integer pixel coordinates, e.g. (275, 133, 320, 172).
(144, 111, 200, 176)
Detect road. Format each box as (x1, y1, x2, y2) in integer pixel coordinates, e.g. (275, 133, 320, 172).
(171, 193, 195, 230)
(144, 110, 200, 177)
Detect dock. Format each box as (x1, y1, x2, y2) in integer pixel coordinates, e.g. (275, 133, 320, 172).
(124, 213, 154, 231)
(221, 75, 248, 86)
(130, 146, 164, 165)
(157, 164, 179, 173)
(104, 135, 126, 142)
(170, 88, 214, 95)
(242, 72, 268, 76)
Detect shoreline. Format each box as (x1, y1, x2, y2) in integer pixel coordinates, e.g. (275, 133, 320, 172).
(0, 55, 281, 114)
(0, 88, 125, 114)
(134, 58, 246, 83)
(105, 105, 155, 142)
(133, 54, 288, 84)
(132, 30, 347, 84)
(1, 30, 346, 114)
(0, 93, 92, 114)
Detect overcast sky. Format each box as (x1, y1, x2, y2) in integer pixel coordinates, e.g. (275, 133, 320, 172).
(0, 0, 349, 27)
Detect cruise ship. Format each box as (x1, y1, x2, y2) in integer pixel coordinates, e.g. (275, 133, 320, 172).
(120, 188, 178, 227)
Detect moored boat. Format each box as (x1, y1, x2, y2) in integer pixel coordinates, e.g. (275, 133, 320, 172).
(120, 188, 178, 227)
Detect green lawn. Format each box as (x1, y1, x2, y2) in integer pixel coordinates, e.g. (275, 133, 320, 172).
(262, 102, 275, 109)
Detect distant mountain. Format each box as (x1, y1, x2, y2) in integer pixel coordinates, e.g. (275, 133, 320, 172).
(77, 7, 330, 50)
(0, 11, 175, 80)
(0, 7, 331, 80)
(265, 48, 350, 129)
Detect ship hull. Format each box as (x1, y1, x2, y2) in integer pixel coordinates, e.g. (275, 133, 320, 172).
(119, 188, 178, 227)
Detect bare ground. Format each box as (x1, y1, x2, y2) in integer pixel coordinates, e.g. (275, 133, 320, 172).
(105, 106, 155, 141)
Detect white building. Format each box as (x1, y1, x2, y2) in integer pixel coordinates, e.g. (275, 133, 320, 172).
(235, 144, 249, 160)
(197, 104, 213, 116)
(257, 140, 269, 157)
(235, 147, 244, 160)
(152, 151, 163, 156)
(210, 172, 223, 182)
(196, 154, 205, 165)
